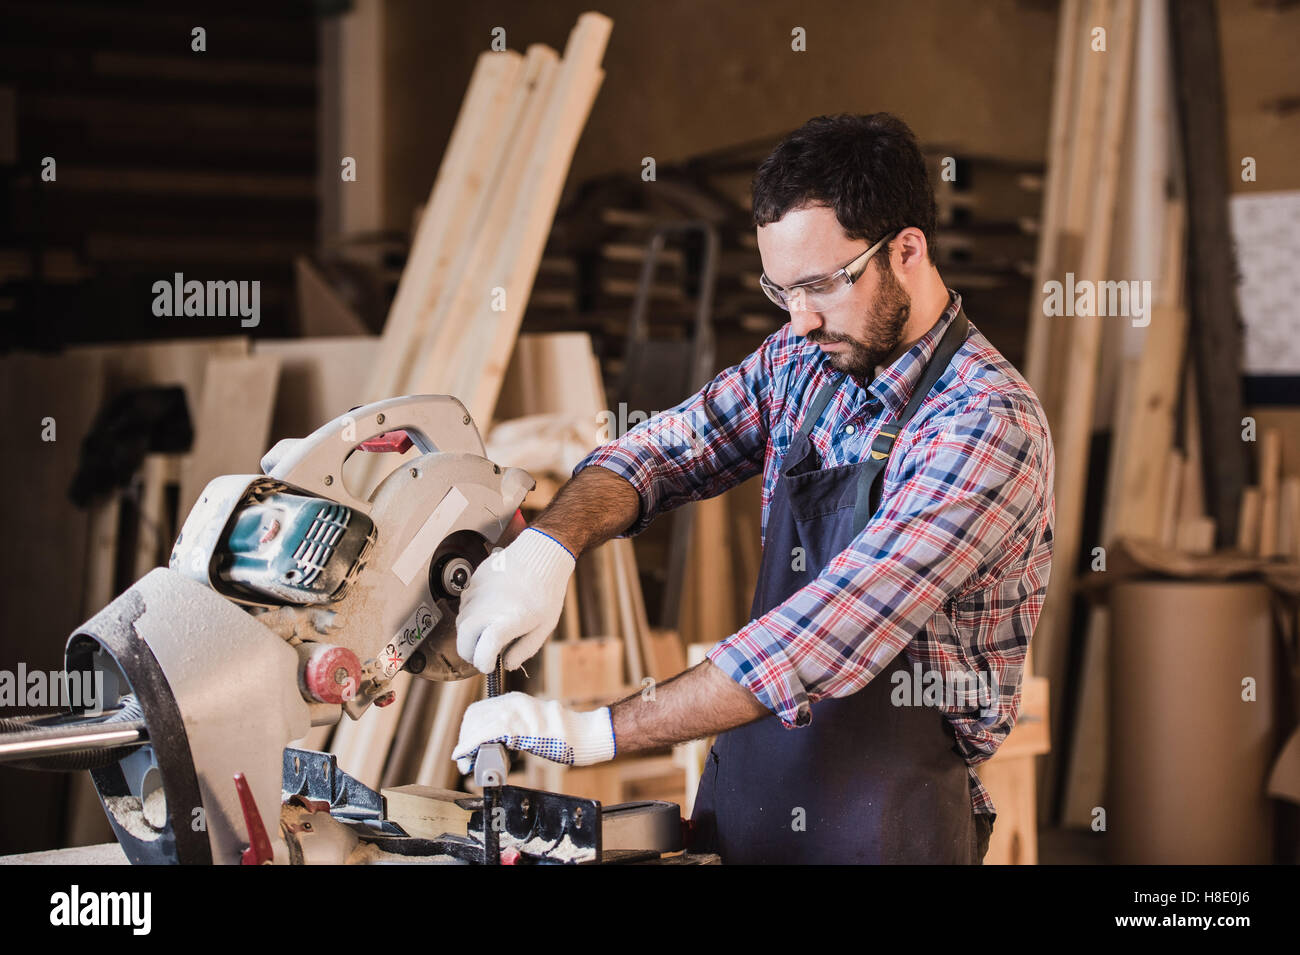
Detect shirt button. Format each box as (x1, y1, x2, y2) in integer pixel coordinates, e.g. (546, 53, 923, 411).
(844, 425, 856, 435)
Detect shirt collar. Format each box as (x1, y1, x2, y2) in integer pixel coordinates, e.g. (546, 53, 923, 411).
(857, 289, 962, 416)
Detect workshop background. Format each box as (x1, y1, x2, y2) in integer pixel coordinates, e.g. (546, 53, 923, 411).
(1, 0, 1298, 864)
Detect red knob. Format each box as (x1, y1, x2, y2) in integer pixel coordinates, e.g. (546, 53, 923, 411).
(304, 644, 363, 705)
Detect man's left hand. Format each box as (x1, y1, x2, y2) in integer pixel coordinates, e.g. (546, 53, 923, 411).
(452, 692, 616, 774)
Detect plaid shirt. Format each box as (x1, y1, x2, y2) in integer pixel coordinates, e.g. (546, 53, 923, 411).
(571, 291, 1054, 816)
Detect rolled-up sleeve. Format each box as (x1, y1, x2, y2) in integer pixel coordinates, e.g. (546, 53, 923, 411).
(570, 334, 777, 537)
(707, 403, 1043, 727)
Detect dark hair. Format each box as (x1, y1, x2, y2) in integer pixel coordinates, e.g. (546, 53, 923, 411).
(751, 113, 937, 265)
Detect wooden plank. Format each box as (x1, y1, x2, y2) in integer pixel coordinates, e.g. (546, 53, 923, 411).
(609, 538, 646, 685)
(523, 752, 685, 808)
(340, 16, 612, 790)
(380, 784, 474, 839)
(403, 45, 562, 409)
(415, 677, 483, 790)
(1100, 202, 1188, 543)
(1159, 450, 1185, 549)
(459, 18, 611, 427)
(559, 577, 582, 641)
(644, 627, 688, 683)
(131, 453, 181, 581)
(997, 675, 1051, 761)
(494, 332, 609, 422)
(977, 755, 1039, 864)
(1170, 0, 1251, 545)
(381, 676, 436, 789)
(543, 637, 624, 699)
(1024, 0, 1086, 397)
(0, 350, 107, 854)
(253, 336, 379, 443)
(1246, 408, 1300, 475)
(346, 45, 542, 505)
(81, 495, 121, 621)
(1174, 516, 1217, 555)
(413, 15, 612, 425)
(328, 671, 414, 789)
(1061, 191, 1185, 827)
(1236, 486, 1262, 555)
(178, 353, 282, 518)
(1280, 477, 1300, 561)
(362, 49, 524, 404)
(1032, 0, 1111, 420)
(337, 0, 385, 254)
(1034, 0, 1135, 826)
(593, 541, 623, 641)
(1258, 429, 1282, 558)
(679, 494, 739, 647)
(79, 338, 249, 402)
(574, 550, 608, 638)
(294, 255, 369, 337)
(1178, 366, 1206, 523)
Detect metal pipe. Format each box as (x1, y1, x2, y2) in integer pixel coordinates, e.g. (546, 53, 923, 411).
(0, 721, 148, 763)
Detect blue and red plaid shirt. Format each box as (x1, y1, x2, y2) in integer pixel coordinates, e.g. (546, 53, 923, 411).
(571, 291, 1055, 815)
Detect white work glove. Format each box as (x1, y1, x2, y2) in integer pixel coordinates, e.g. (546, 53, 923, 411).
(455, 527, 575, 674)
(452, 692, 616, 774)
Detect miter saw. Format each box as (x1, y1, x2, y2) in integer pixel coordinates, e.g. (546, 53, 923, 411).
(0, 395, 686, 865)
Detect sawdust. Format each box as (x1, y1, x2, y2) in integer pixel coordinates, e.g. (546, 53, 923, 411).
(141, 788, 167, 830)
(517, 833, 587, 863)
(103, 796, 163, 842)
(346, 842, 465, 865)
(470, 826, 592, 863)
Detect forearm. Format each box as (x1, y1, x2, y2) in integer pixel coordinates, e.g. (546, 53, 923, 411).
(609, 660, 771, 755)
(530, 465, 641, 557)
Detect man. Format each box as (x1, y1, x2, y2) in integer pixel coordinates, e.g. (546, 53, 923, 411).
(452, 113, 1055, 864)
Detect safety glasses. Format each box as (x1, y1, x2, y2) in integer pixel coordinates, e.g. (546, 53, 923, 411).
(759, 230, 898, 311)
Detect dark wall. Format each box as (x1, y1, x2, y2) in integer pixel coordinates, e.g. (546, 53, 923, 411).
(1, 0, 320, 349)
(381, 0, 1061, 232)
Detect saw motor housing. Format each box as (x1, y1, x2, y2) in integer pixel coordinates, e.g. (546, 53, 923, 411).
(66, 395, 535, 863)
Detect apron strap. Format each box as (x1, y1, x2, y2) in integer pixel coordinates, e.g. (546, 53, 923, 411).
(851, 309, 971, 534)
(796, 375, 842, 440)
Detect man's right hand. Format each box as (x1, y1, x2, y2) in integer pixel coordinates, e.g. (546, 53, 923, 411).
(454, 527, 577, 674)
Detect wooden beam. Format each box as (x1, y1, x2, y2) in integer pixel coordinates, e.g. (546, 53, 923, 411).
(1169, 0, 1250, 545)
(363, 48, 524, 404)
(178, 353, 282, 519)
(1024, 0, 1085, 396)
(543, 637, 624, 699)
(1258, 428, 1282, 558)
(1034, 0, 1137, 825)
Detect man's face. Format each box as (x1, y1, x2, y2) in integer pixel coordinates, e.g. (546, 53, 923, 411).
(756, 205, 910, 381)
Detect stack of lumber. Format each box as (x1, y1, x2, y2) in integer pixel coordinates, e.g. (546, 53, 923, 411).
(1238, 429, 1300, 563)
(1026, 0, 1255, 827)
(324, 14, 615, 789)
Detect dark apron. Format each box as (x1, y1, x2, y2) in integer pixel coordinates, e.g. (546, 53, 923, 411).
(689, 310, 980, 864)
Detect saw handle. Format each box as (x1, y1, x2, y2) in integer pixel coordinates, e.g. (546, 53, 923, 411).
(260, 395, 487, 512)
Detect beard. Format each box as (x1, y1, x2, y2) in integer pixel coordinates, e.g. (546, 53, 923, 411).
(807, 263, 910, 381)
